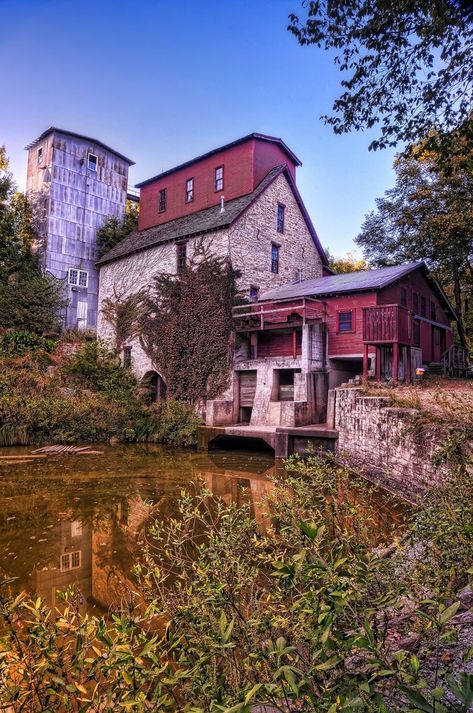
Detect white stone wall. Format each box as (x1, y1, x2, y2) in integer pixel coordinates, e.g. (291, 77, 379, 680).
(98, 172, 324, 382)
(228, 173, 323, 293)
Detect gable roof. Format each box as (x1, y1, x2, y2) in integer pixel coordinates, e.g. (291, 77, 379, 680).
(135, 133, 302, 188)
(98, 165, 328, 267)
(25, 127, 134, 165)
(260, 262, 457, 320)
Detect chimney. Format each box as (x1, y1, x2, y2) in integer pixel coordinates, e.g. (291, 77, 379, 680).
(220, 196, 225, 213)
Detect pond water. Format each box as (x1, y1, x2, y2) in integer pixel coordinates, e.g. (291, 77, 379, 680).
(0, 445, 406, 615)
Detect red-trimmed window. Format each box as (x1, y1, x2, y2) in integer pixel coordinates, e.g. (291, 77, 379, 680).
(413, 320, 420, 347)
(400, 287, 407, 308)
(185, 178, 194, 203)
(338, 311, 353, 333)
(413, 292, 419, 314)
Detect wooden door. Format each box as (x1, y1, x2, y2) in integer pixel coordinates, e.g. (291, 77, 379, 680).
(239, 371, 257, 407)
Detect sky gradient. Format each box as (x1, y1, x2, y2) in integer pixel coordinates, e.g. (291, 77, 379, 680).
(0, 0, 398, 257)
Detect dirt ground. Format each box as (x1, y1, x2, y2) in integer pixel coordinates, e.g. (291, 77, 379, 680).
(361, 377, 473, 424)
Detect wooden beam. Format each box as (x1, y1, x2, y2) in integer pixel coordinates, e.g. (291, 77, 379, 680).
(362, 344, 369, 383)
(393, 342, 399, 384)
(375, 346, 381, 381)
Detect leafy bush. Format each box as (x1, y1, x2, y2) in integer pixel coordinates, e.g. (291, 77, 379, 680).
(0, 330, 55, 356)
(61, 340, 138, 399)
(0, 458, 471, 712)
(146, 398, 201, 447)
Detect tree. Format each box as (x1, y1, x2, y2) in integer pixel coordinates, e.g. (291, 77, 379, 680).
(140, 247, 239, 406)
(288, 1, 473, 154)
(356, 148, 473, 340)
(326, 249, 368, 274)
(0, 146, 65, 333)
(96, 201, 138, 259)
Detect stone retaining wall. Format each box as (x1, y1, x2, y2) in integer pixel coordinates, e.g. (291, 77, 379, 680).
(333, 387, 450, 497)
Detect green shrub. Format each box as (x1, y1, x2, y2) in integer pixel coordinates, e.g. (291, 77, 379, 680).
(145, 398, 201, 447)
(61, 340, 137, 398)
(0, 330, 55, 356)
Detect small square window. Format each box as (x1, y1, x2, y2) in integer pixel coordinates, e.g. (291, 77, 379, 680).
(68, 268, 88, 287)
(338, 311, 353, 333)
(277, 204, 285, 233)
(400, 287, 407, 308)
(37, 147, 43, 165)
(177, 242, 187, 271)
(271, 244, 279, 274)
(249, 285, 259, 302)
(159, 188, 167, 212)
(71, 521, 82, 538)
(215, 166, 224, 192)
(87, 153, 97, 172)
(430, 301, 436, 321)
(60, 550, 81, 571)
(186, 178, 194, 203)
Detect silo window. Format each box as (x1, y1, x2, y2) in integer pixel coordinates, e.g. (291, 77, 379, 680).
(87, 153, 98, 171)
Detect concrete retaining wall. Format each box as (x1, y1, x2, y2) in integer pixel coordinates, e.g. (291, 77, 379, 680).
(333, 387, 450, 497)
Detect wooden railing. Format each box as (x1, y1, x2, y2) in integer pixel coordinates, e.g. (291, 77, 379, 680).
(441, 345, 470, 377)
(233, 298, 324, 332)
(362, 305, 412, 344)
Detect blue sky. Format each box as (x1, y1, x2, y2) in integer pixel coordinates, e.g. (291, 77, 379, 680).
(0, 0, 397, 257)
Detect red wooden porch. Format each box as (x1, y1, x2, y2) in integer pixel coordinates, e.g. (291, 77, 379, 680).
(233, 297, 324, 332)
(362, 305, 413, 384)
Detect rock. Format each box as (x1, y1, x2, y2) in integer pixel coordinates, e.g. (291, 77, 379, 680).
(109, 436, 119, 446)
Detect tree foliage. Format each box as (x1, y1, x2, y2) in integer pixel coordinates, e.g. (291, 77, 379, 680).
(96, 201, 139, 258)
(356, 146, 473, 340)
(288, 1, 473, 154)
(140, 247, 239, 406)
(326, 249, 368, 274)
(0, 146, 64, 333)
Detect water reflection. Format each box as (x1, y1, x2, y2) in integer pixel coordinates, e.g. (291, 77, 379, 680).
(0, 445, 276, 613)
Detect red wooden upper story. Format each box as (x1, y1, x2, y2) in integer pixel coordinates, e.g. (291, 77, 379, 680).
(235, 263, 458, 364)
(136, 134, 301, 231)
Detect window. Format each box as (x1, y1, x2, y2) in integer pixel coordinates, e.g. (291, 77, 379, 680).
(177, 242, 187, 271)
(215, 166, 224, 192)
(37, 147, 43, 165)
(159, 188, 167, 212)
(60, 551, 81, 571)
(338, 311, 353, 333)
(71, 521, 82, 538)
(277, 204, 285, 233)
(185, 178, 194, 203)
(249, 285, 259, 302)
(87, 153, 97, 172)
(420, 295, 426, 317)
(68, 268, 88, 288)
(271, 244, 279, 274)
(413, 292, 419, 314)
(400, 287, 407, 308)
(431, 301, 436, 321)
(413, 320, 421, 347)
(123, 346, 132, 368)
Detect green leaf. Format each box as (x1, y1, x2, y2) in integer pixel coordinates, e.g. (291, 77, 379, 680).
(439, 601, 460, 625)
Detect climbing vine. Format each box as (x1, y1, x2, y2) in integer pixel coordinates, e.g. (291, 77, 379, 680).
(101, 287, 146, 353)
(140, 247, 239, 406)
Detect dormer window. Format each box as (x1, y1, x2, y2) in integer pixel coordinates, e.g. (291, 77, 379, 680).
(215, 166, 224, 192)
(37, 147, 43, 165)
(186, 178, 194, 203)
(87, 153, 97, 172)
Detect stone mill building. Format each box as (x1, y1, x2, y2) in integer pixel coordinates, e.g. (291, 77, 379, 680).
(25, 127, 134, 330)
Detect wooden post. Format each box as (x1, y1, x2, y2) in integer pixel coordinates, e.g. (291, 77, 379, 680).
(292, 328, 297, 359)
(375, 346, 381, 381)
(362, 344, 369, 383)
(393, 342, 399, 384)
(406, 346, 412, 383)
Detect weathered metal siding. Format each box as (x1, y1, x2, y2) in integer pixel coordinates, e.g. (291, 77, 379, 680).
(26, 130, 130, 330)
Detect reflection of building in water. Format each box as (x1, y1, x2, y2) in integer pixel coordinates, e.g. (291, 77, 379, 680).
(33, 519, 92, 611)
